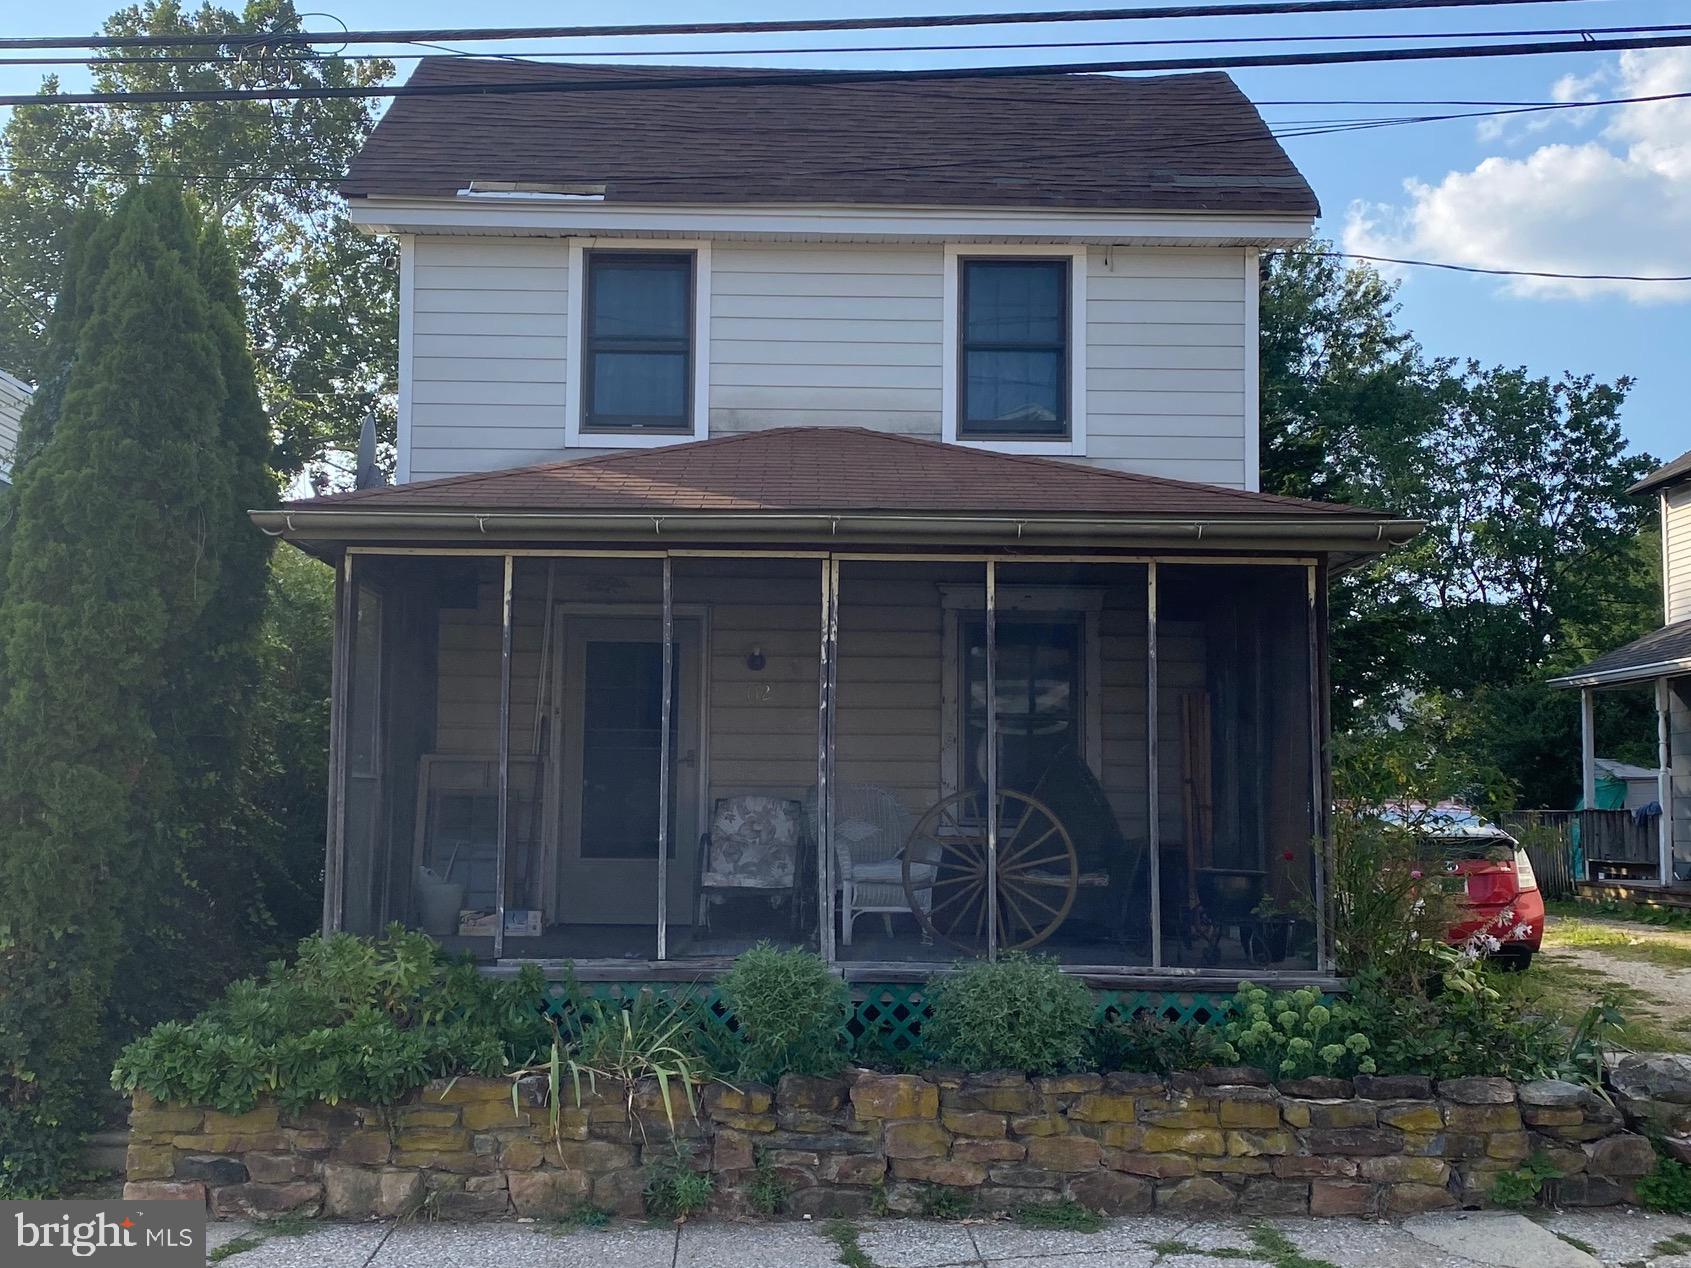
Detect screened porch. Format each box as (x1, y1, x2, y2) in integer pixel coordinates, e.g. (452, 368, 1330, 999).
(326, 548, 1330, 981)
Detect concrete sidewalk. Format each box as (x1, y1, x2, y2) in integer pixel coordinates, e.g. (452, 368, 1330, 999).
(204, 1210, 1691, 1268)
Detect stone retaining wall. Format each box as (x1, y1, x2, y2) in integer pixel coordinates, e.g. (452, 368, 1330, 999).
(125, 1069, 1657, 1221)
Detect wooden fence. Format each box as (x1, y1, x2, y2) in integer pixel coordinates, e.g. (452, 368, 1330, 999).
(1504, 808, 1660, 899)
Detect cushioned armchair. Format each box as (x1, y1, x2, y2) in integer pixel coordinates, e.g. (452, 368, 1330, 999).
(695, 795, 803, 929)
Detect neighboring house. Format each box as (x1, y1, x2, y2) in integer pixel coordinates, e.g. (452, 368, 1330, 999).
(262, 60, 1419, 987)
(1551, 451, 1691, 888)
(0, 367, 28, 487)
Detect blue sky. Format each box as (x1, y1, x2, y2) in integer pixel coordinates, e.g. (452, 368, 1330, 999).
(1, 0, 1683, 463)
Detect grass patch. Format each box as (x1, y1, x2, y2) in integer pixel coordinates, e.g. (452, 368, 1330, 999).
(823, 1220, 879, 1268)
(1554, 1232, 1597, 1255)
(1652, 1233, 1691, 1257)
(917, 1185, 975, 1220)
(1491, 954, 1691, 1054)
(1012, 1199, 1105, 1232)
(547, 1204, 612, 1232)
(745, 1152, 790, 1217)
(207, 1236, 265, 1262)
(1549, 899, 1691, 931)
(259, 1215, 315, 1238)
(1147, 1225, 1337, 1268)
(1543, 917, 1691, 970)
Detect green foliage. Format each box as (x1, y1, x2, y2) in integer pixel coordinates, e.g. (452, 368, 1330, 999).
(642, 1146, 713, 1220)
(1637, 1157, 1691, 1213)
(1090, 1013, 1229, 1074)
(1487, 1151, 1563, 1208)
(923, 953, 1094, 1075)
(0, 0, 397, 479)
(1013, 1200, 1104, 1232)
(744, 1150, 790, 1217)
(547, 1204, 612, 1232)
(823, 1220, 877, 1268)
(917, 1185, 975, 1220)
(1213, 984, 1375, 1080)
(0, 184, 274, 1196)
(720, 943, 850, 1081)
(112, 928, 550, 1114)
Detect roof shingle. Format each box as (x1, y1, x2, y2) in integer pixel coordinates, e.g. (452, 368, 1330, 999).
(341, 58, 1318, 216)
(287, 426, 1380, 518)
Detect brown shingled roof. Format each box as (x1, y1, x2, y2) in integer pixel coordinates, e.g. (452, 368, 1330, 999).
(288, 427, 1379, 519)
(341, 59, 1318, 216)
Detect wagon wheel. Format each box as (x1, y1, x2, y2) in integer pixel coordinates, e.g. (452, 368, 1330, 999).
(902, 788, 1079, 954)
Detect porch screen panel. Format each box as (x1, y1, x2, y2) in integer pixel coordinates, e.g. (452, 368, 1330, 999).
(1672, 678, 1691, 882)
(667, 556, 823, 959)
(500, 558, 665, 962)
(834, 559, 989, 964)
(994, 563, 1153, 967)
(336, 555, 503, 958)
(1155, 564, 1318, 971)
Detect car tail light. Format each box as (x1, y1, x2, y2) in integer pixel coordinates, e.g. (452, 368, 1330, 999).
(1514, 849, 1538, 893)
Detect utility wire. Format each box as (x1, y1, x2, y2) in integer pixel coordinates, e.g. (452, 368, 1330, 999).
(0, 0, 1631, 52)
(1287, 250, 1691, 282)
(0, 21, 1683, 65)
(5, 33, 1691, 108)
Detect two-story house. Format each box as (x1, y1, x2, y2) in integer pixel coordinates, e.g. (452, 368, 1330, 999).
(262, 59, 1419, 989)
(1551, 450, 1691, 890)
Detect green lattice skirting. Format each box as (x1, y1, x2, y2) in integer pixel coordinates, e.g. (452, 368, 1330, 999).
(540, 980, 1234, 1061)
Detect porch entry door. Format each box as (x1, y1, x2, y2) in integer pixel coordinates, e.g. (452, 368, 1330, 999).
(556, 616, 701, 925)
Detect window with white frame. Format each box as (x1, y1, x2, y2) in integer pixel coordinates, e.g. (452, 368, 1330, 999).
(582, 251, 695, 432)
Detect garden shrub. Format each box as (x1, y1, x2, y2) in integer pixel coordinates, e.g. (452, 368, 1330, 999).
(112, 928, 552, 1114)
(1637, 1157, 1691, 1213)
(923, 953, 1093, 1074)
(644, 1146, 714, 1219)
(1090, 1013, 1229, 1074)
(1213, 983, 1375, 1079)
(720, 943, 849, 1081)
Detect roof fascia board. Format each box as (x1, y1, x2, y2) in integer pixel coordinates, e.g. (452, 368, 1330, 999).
(252, 507, 1419, 554)
(347, 197, 1315, 246)
(1548, 658, 1691, 690)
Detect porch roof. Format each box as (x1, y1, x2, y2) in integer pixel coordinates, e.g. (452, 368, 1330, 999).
(258, 427, 1420, 557)
(1548, 619, 1691, 689)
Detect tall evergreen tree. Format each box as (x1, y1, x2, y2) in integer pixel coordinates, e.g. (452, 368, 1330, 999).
(0, 184, 260, 1195)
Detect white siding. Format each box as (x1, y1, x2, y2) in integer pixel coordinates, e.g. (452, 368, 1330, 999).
(408, 237, 570, 482)
(1667, 486, 1691, 625)
(400, 237, 1253, 489)
(0, 370, 28, 480)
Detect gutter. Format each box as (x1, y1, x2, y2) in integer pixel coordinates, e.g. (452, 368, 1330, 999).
(251, 507, 1423, 551)
(1547, 657, 1691, 690)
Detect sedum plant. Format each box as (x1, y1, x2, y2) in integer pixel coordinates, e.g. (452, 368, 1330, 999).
(1213, 983, 1375, 1079)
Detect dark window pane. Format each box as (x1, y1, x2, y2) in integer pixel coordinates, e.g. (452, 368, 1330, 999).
(580, 641, 680, 860)
(590, 258, 690, 340)
(590, 351, 688, 424)
(963, 621, 1081, 796)
(963, 349, 1063, 433)
(964, 261, 1064, 344)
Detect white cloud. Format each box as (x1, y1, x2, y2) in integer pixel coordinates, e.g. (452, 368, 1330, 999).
(1345, 49, 1691, 303)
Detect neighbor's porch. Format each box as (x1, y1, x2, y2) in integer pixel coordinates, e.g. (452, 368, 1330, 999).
(325, 546, 1332, 984)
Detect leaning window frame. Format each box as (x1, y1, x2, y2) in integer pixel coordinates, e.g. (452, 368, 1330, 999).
(941, 242, 1088, 458)
(564, 238, 713, 449)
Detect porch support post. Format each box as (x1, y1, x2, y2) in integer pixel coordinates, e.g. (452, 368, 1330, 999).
(1309, 563, 1332, 973)
(658, 556, 674, 961)
(1147, 561, 1161, 970)
(1581, 687, 1598, 808)
(495, 553, 514, 961)
(323, 553, 354, 935)
(817, 556, 838, 963)
(985, 559, 999, 960)
(1660, 677, 1673, 884)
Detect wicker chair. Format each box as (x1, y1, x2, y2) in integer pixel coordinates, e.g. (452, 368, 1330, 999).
(806, 784, 934, 946)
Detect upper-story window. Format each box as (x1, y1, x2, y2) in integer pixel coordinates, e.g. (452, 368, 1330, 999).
(583, 251, 694, 432)
(958, 258, 1070, 440)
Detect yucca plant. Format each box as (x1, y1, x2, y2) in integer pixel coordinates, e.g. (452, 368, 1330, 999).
(510, 988, 709, 1151)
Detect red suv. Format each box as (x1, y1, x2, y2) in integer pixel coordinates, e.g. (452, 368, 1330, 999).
(1384, 802, 1545, 971)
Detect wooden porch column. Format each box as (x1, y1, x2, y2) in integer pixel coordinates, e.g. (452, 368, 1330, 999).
(1581, 686, 1598, 809)
(322, 553, 354, 935)
(985, 559, 999, 960)
(817, 556, 838, 963)
(1147, 561, 1161, 970)
(657, 556, 674, 960)
(494, 554, 514, 961)
(1660, 677, 1674, 884)
(1309, 562, 1332, 974)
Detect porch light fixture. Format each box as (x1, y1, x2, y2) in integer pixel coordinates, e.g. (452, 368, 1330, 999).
(745, 644, 766, 672)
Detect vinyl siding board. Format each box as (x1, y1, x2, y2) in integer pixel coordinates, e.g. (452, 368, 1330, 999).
(399, 238, 1253, 490)
(1667, 486, 1691, 625)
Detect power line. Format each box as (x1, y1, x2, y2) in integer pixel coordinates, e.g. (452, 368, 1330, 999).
(1291, 249, 1691, 283)
(5, 33, 1690, 108)
(0, 0, 1629, 52)
(0, 21, 1683, 66)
